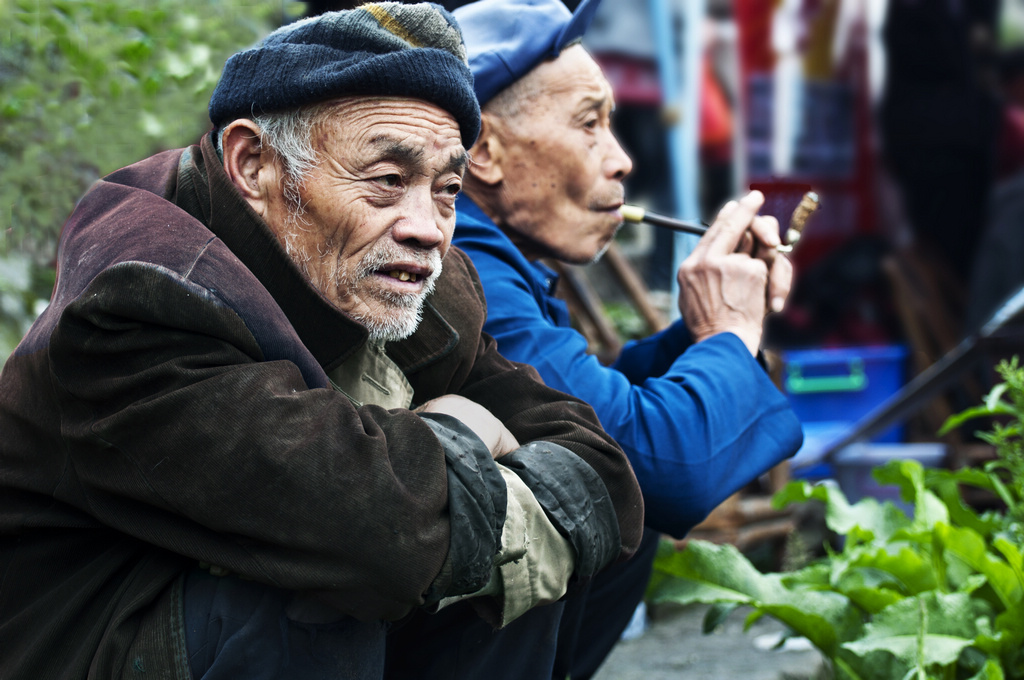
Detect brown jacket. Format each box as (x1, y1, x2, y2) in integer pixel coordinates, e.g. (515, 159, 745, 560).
(0, 135, 643, 679)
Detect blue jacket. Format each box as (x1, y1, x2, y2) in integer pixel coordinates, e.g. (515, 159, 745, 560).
(453, 195, 804, 537)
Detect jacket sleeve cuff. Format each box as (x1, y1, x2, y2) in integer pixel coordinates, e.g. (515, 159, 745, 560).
(499, 441, 621, 578)
(419, 413, 507, 603)
(432, 466, 576, 628)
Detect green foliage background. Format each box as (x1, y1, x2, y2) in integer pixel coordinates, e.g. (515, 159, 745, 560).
(0, 0, 304, 361)
(649, 358, 1024, 679)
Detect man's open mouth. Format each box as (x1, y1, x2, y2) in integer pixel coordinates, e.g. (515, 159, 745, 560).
(385, 269, 422, 283)
(375, 263, 434, 285)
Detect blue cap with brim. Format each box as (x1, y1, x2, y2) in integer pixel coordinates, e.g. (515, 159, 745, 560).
(453, 0, 603, 107)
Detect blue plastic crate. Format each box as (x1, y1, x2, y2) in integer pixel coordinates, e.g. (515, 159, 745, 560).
(781, 345, 909, 475)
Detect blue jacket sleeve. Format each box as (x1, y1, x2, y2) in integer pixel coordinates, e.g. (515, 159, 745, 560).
(611, 319, 692, 384)
(458, 229, 803, 538)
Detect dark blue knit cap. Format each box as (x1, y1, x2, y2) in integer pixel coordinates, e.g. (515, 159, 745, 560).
(453, 0, 603, 107)
(209, 2, 481, 147)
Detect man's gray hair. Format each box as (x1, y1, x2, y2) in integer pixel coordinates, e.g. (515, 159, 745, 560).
(217, 102, 336, 212)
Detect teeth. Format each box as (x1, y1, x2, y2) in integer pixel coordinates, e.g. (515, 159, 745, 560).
(387, 270, 418, 282)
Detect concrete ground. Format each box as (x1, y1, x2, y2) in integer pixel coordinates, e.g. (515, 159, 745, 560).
(591, 602, 828, 680)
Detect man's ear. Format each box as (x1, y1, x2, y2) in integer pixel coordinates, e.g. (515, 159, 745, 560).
(466, 112, 505, 186)
(221, 120, 271, 216)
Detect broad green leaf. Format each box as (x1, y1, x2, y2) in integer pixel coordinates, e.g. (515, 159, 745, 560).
(873, 461, 950, 529)
(650, 540, 774, 601)
(873, 459, 925, 503)
(935, 524, 1022, 611)
(649, 573, 753, 607)
(839, 585, 903, 614)
(781, 562, 831, 589)
(645, 537, 685, 597)
(834, 565, 911, 614)
(844, 546, 939, 596)
(747, 601, 854, 655)
(648, 541, 861, 656)
(843, 633, 972, 666)
(774, 480, 913, 545)
(929, 475, 1002, 538)
(841, 592, 989, 673)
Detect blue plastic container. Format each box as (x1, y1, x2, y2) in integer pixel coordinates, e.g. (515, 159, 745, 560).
(781, 345, 909, 477)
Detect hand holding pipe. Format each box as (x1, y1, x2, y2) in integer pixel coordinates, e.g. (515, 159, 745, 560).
(620, 191, 820, 252)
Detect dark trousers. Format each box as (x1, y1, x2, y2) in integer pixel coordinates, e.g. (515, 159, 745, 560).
(383, 528, 660, 680)
(384, 598, 565, 678)
(553, 528, 659, 680)
(183, 569, 386, 680)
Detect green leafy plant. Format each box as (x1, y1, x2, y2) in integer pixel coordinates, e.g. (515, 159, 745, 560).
(648, 358, 1024, 679)
(1, 0, 297, 258)
(0, 0, 301, 362)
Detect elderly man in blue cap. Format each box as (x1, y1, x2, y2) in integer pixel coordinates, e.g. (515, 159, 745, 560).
(385, 0, 804, 678)
(0, 4, 647, 679)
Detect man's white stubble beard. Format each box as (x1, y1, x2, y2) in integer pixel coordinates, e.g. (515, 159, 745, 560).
(349, 263, 441, 343)
(279, 198, 443, 343)
(295, 240, 442, 343)
(589, 240, 612, 264)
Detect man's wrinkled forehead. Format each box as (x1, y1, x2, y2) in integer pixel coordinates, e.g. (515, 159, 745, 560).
(530, 45, 614, 100)
(316, 97, 468, 175)
(364, 134, 469, 177)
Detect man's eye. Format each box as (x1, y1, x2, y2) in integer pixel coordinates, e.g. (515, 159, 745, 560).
(378, 174, 402, 187)
(442, 182, 461, 197)
(583, 118, 599, 130)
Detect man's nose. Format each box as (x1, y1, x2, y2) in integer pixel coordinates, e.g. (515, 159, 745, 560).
(391, 189, 445, 248)
(604, 131, 633, 181)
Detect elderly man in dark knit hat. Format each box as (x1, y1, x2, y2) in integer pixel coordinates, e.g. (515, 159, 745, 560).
(0, 5, 645, 679)
(384, 0, 803, 678)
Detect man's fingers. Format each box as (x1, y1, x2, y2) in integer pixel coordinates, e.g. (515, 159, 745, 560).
(417, 394, 520, 459)
(767, 251, 794, 313)
(735, 230, 755, 255)
(696, 191, 768, 256)
(749, 214, 781, 251)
